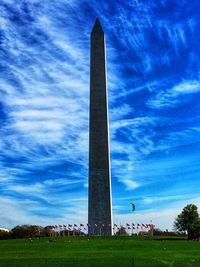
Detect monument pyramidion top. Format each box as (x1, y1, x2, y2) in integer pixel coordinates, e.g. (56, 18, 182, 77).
(91, 17, 104, 35)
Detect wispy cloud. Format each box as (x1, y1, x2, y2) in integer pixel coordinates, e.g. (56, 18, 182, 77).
(173, 80, 200, 93)
(147, 80, 200, 109)
(122, 179, 139, 190)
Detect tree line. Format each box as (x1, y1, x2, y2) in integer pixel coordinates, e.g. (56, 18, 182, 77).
(0, 225, 52, 239)
(0, 225, 85, 239)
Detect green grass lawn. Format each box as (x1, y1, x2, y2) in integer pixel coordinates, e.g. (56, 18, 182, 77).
(0, 236, 200, 266)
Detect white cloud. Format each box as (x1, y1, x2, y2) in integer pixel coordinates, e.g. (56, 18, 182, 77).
(110, 116, 161, 159)
(156, 126, 200, 152)
(148, 80, 200, 109)
(173, 80, 200, 94)
(5, 177, 86, 206)
(110, 104, 134, 121)
(0, 196, 88, 229)
(121, 179, 139, 190)
(111, 116, 158, 132)
(142, 197, 154, 204)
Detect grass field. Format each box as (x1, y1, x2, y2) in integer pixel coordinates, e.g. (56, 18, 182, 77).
(0, 236, 200, 267)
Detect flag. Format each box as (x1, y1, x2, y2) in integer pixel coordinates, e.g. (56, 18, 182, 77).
(80, 224, 84, 227)
(132, 223, 135, 226)
(68, 224, 72, 227)
(74, 224, 78, 227)
(114, 224, 117, 227)
(126, 223, 130, 226)
(130, 203, 135, 212)
(59, 225, 62, 228)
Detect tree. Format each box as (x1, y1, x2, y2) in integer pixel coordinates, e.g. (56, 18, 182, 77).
(10, 225, 43, 239)
(0, 230, 10, 240)
(174, 204, 200, 239)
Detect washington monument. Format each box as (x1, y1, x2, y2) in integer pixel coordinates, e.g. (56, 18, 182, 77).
(88, 18, 113, 236)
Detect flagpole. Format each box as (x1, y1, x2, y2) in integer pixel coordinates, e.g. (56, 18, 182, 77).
(150, 220, 153, 236)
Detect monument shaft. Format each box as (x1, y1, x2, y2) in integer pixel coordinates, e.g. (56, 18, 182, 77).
(88, 18, 112, 236)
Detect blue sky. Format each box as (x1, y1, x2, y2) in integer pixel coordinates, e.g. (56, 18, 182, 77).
(0, 0, 200, 231)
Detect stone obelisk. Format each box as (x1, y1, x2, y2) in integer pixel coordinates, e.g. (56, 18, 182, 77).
(88, 18, 112, 236)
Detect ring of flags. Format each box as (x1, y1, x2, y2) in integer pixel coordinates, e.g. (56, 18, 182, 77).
(48, 223, 155, 231)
